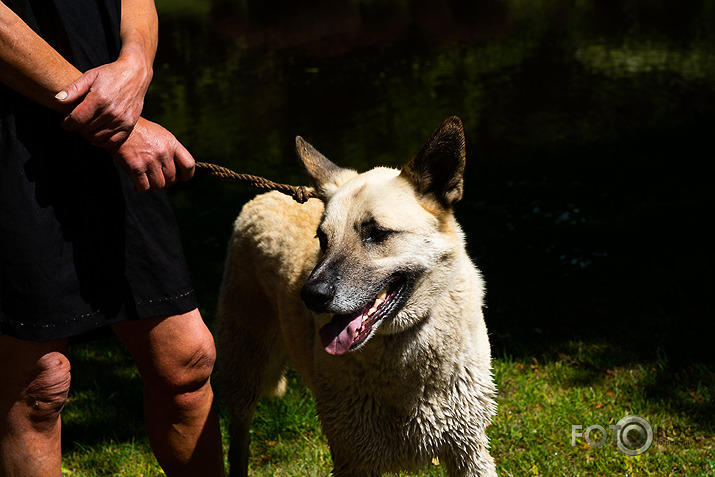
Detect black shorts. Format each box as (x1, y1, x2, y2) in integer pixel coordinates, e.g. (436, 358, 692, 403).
(0, 99, 197, 342)
(0, 0, 197, 342)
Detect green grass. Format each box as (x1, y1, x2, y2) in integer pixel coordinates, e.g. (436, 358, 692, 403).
(491, 345, 714, 476)
(58, 335, 714, 476)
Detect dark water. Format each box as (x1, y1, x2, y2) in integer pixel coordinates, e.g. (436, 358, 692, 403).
(147, 0, 715, 366)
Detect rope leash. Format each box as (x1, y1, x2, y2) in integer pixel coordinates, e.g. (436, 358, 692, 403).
(194, 162, 317, 204)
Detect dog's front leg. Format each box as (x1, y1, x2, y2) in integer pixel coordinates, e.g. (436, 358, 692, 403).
(227, 417, 252, 477)
(331, 454, 381, 477)
(332, 467, 380, 477)
(441, 448, 498, 477)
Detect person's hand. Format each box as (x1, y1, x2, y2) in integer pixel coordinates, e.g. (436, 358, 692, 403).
(109, 117, 195, 193)
(55, 47, 152, 149)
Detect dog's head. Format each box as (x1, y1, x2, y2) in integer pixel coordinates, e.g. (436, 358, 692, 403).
(297, 117, 467, 355)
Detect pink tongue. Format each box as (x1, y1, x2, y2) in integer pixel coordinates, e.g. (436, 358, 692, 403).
(320, 313, 365, 355)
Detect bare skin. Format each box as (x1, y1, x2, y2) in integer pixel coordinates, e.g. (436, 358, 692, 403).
(0, 337, 68, 477)
(111, 311, 225, 476)
(0, 0, 194, 193)
(0, 1, 224, 475)
(0, 311, 225, 477)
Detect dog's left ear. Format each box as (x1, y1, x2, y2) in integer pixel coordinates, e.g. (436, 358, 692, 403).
(296, 136, 356, 199)
(400, 116, 466, 209)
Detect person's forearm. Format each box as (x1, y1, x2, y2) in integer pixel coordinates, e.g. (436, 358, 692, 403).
(0, 0, 194, 192)
(0, 0, 159, 111)
(117, 0, 159, 81)
(0, 1, 81, 111)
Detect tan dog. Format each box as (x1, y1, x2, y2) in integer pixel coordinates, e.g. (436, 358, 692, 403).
(216, 117, 497, 477)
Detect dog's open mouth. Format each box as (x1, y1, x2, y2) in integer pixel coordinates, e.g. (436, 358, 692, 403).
(319, 277, 406, 356)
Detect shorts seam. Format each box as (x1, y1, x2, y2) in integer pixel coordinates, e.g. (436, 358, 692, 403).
(2, 289, 195, 330)
(134, 289, 194, 307)
(2, 310, 101, 329)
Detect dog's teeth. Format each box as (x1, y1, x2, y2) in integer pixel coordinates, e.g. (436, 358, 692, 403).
(368, 288, 389, 316)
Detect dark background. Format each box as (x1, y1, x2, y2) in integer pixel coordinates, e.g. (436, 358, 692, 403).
(147, 0, 714, 376)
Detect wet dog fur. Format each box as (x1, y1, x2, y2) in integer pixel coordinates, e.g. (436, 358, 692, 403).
(216, 117, 497, 476)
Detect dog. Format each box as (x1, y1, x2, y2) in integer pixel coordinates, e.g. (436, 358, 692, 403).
(216, 117, 497, 476)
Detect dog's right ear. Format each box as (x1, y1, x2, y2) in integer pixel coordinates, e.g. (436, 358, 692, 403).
(400, 116, 466, 209)
(296, 136, 355, 200)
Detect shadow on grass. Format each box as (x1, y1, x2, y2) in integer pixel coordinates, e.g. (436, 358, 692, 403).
(61, 335, 147, 452)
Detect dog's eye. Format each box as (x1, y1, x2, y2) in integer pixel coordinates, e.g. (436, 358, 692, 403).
(315, 229, 328, 251)
(366, 226, 391, 244)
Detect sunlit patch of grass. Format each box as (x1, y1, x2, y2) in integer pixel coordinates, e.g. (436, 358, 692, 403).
(62, 440, 163, 477)
(59, 336, 713, 476)
(243, 368, 331, 476)
(491, 344, 715, 476)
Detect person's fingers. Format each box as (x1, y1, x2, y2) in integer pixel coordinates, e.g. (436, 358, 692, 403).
(82, 125, 130, 150)
(55, 70, 96, 104)
(57, 71, 100, 132)
(174, 143, 195, 182)
(133, 172, 151, 194)
(161, 157, 178, 187)
(63, 96, 126, 136)
(145, 162, 166, 191)
(59, 72, 136, 137)
(62, 102, 99, 133)
(109, 119, 192, 192)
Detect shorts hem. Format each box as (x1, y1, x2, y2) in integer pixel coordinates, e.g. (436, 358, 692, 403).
(0, 289, 199, 342)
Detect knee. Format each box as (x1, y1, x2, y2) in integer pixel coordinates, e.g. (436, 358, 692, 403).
(177, 332, 217, 394)
(24, 352, 72, 427)
(148, 326, 217, 402)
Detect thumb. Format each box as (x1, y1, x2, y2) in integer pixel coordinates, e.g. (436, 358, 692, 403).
(55, 70, 98, 104)
(175, 143, 196, 182)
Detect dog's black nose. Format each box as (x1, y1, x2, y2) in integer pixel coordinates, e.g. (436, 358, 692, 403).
(301, 280, 335, 313)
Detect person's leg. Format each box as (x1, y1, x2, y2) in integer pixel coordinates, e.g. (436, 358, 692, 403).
(0, 335, 70, 477)
(111, 309, 224, 476)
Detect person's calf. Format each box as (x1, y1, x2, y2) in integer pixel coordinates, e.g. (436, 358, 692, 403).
(112, 312, 224, 475)
(143, 339, 223, 476)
